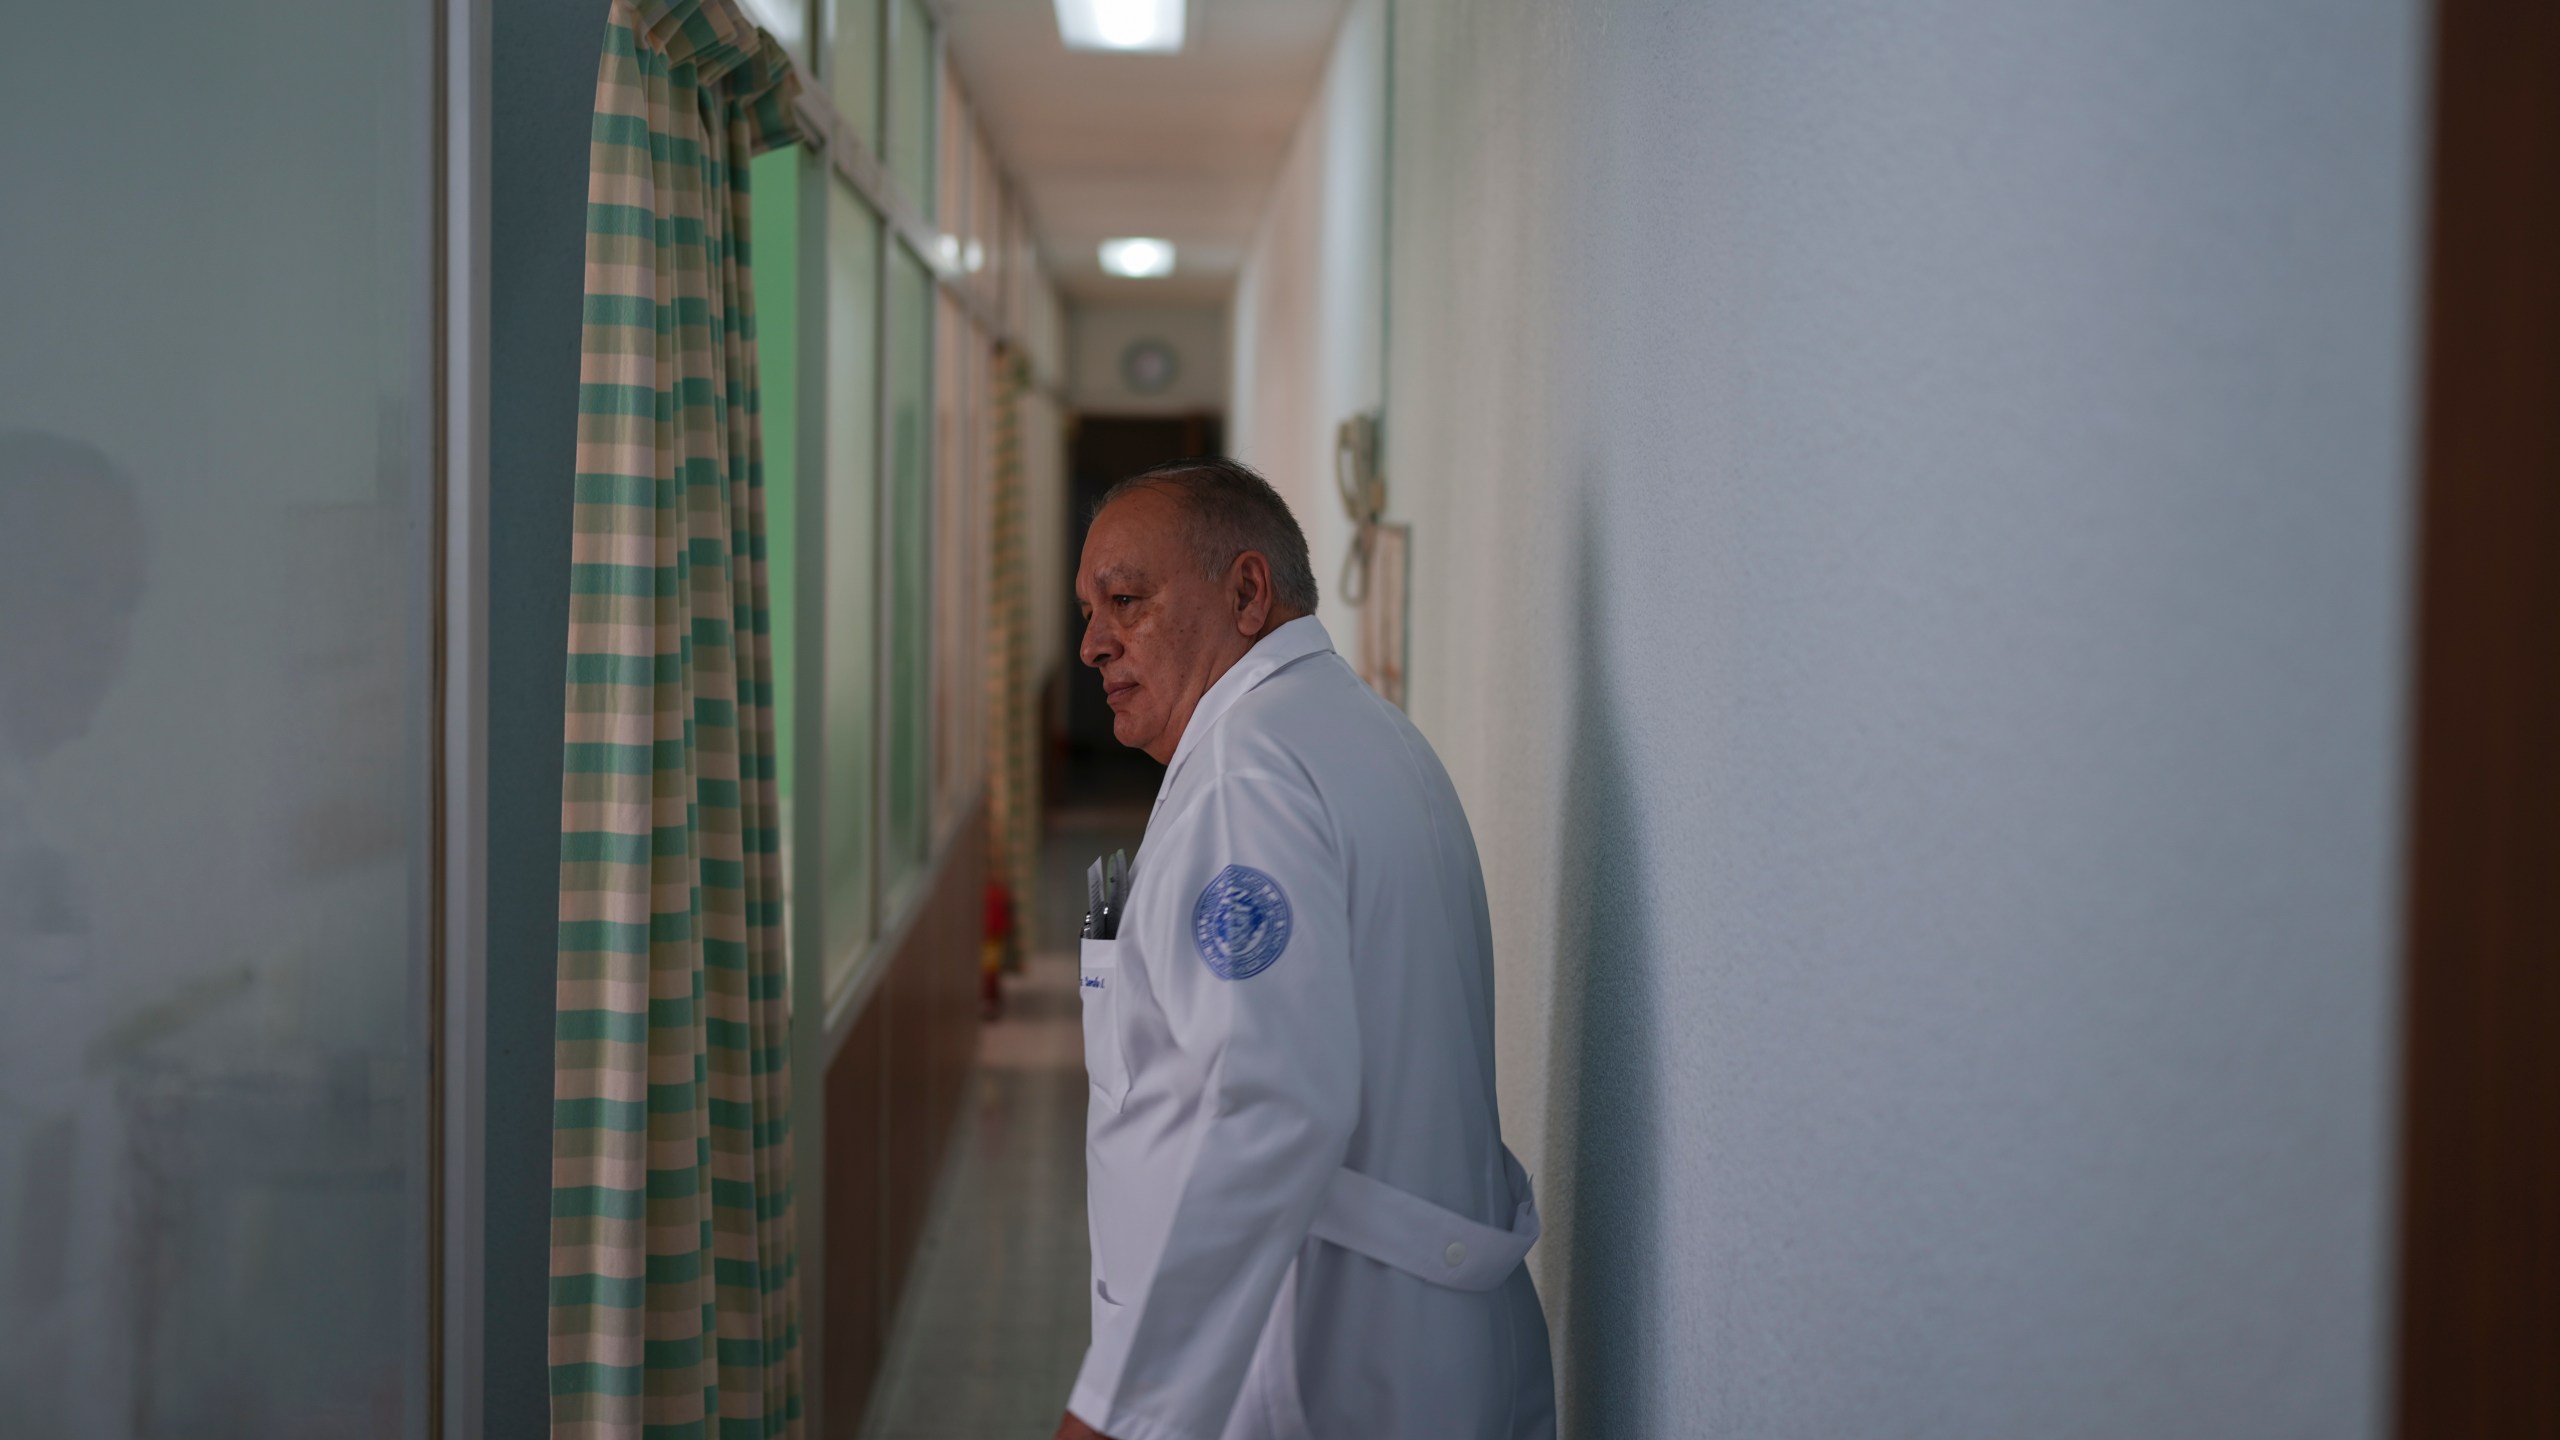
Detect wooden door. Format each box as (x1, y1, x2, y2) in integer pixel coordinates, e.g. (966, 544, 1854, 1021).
(2393, 3, 2560, 1434)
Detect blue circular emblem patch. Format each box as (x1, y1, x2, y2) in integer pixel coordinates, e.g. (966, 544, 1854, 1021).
(1191, 865, 1293, 981)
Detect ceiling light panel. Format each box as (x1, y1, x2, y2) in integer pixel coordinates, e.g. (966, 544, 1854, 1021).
(1098, 237, 1176, 278)
(1055, 0, 1186, 54)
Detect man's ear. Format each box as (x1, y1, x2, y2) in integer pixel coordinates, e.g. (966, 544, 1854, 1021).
(1231, 550, 1275, 637)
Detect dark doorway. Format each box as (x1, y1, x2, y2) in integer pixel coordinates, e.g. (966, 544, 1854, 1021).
(1055, 413, 1223, 807)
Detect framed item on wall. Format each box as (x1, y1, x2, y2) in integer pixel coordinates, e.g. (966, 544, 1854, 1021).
(1358, 522, 1410, 709)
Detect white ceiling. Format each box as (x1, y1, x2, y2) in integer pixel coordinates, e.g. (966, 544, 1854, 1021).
(940, 0, 1350, 304)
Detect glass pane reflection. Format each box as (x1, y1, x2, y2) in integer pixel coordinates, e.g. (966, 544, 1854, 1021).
(0, 3, 436, 1434)
(884, 242, 934, 907)
(824, 184, 883, 992)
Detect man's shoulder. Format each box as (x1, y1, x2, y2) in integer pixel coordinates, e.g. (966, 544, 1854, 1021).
(1223, 648, 1373, 742)
(1219, 649, 1447, 791)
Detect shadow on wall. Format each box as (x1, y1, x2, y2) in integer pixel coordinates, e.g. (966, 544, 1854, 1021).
(1543, 495, 1661, 1436)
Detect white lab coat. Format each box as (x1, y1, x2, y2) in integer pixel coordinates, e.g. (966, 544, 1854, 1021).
(1069, 617, 1555, 1440)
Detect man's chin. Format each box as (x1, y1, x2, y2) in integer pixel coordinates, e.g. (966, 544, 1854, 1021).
(1110, 712, 1160, 754)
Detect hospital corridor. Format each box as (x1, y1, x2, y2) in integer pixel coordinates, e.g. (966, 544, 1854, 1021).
(0, 0, 2553, 1437)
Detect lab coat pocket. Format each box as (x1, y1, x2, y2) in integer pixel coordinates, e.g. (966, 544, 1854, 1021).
(1079, 938, 1131, 1107)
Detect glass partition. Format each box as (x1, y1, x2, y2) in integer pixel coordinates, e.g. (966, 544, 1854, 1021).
(823, 187, 884, 990)
(883, 242, 935, 906)
(739, 0, 812, 68)
(751, 147, 803, 817)
(888, 0, 937, 217)
(932, 288, 980, 837)
(0, 2, 436, 1432)
(828, 0, 881, 154)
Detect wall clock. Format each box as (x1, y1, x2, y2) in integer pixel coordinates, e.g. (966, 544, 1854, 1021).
(1120, 338, 1179, 395)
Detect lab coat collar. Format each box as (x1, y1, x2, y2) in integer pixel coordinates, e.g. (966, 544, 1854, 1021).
(1160, 615, 1335, 790)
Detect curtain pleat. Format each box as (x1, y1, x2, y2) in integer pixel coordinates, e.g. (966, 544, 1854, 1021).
(551, 5, 803, 1436)
(985, 351, 1037, 951)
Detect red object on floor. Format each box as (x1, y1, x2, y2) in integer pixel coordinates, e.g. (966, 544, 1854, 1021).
(983, 878, 1015, 943)
(982, 879, 1015, 1020)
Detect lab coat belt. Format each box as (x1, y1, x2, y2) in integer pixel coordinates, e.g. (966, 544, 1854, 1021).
(1307, 1148, 1540, 1293)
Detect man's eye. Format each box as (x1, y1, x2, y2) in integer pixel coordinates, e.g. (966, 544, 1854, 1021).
(1113, 595, 1138, 608)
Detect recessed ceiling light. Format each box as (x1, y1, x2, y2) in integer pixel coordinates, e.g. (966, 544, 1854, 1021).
(1055, 0, 1185, 54)
(1098, 237, 1176, 279)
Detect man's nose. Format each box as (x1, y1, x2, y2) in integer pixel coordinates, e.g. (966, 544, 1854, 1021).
(1080, 613, 1113, 669)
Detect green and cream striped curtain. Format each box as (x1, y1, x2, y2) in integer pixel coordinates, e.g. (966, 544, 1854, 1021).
(985, 349, 1037, 952)
(551, 4, 805, 1436)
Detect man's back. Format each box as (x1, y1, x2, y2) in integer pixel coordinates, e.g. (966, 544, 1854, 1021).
(1080, 619, 1554, 1440)
(1225, 644, 1555, 1440)
(1203, 643, 1511, 1222)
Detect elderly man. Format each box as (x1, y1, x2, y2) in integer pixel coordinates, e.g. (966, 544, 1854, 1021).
(1058, 459, 1554, 1440)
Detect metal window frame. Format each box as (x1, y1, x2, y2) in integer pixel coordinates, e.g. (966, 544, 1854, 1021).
(872, 0, 904, 993)
(433, 1, 491, 1437)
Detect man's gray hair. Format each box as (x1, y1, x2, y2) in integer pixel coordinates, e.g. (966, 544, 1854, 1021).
(1095, 457, 1319, 614)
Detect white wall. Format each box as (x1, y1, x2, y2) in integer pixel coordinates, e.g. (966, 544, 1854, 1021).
(1255, 1, 2426, 1434)
(1228, 0, 1386, 623)
(1065, 302, 1230, 416)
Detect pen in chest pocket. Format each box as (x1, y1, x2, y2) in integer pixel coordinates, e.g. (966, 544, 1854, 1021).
(1102, 849, 1127, 939)
(1083, 849, 1135, 942)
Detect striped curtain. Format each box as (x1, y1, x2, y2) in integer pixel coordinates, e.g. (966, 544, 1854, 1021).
(984, 349, 1037, 952)
(550, 5, 806, 1437)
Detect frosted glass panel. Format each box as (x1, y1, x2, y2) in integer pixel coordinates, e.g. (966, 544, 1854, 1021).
(884, 243, 933, 905)
(931, 290, 977, 835)
(823, 185, 882, 992)
(828, 0, 881, 154)
(752, 149, 802, 812)
(888, 0, 936, 219)
(0, 3, 435, 1435)
(740, 0, 811, 68)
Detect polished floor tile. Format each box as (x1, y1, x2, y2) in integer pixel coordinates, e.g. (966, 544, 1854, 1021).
(857, 949, 1093, 1440)
(856, 808, 1150, 1440)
